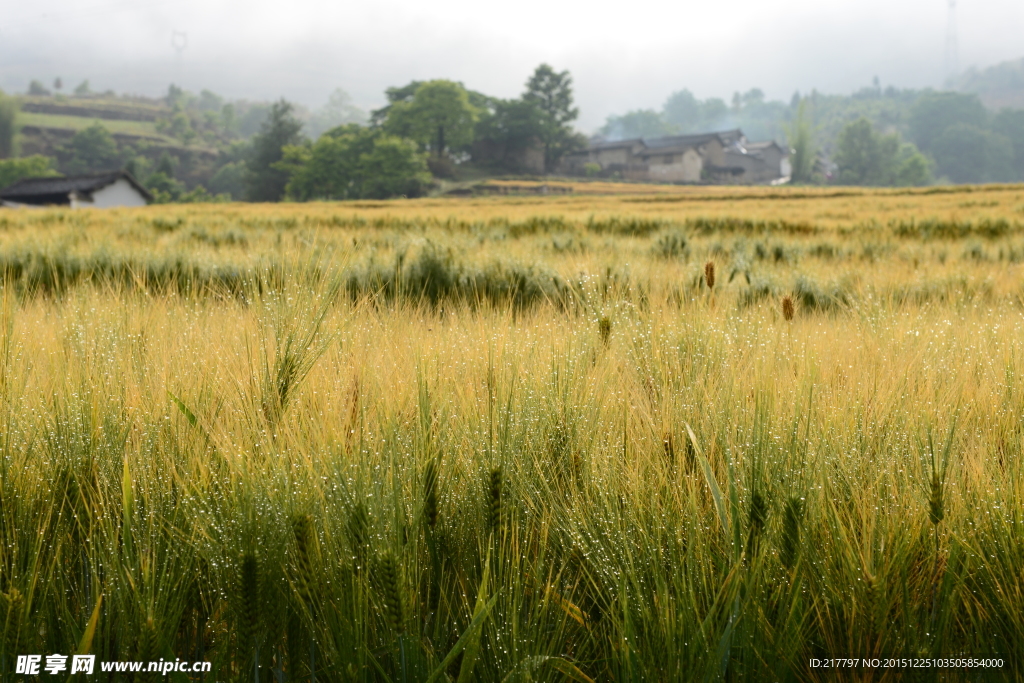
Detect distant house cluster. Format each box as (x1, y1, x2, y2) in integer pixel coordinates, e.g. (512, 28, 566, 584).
(0, 171, 151, 208)
(562, 130, 791, 185)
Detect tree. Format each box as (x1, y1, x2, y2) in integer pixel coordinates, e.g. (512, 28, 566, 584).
(523, 64, 585, 171)
(282, 124, 429, 200)
(370, 81, 424, 127)
(893, 145, 932, 186)
(27, 80, 50, 96)
(63, 123, 121, 174)
(834, 117, 931, 186)
(908, 91, 987, 152)
(663, 90, 730, 132)
(198, 89, 223, 112)
(662, 90, 702, 131)
(786, 99, 817, 183)
(144, 171, 185, 202)
(599, 110, 674, 140)
(993, 108, 1024, 180)
(244, 99, 304, 202)
(472, 98, 545, 171)
(930, 123, 1014, 183)
(73, 80, 91, 97)
(0, 90, 18, 159)
(208, 162, 247, 200)
(834, 118, 886, 184)
(358, 136, 432, 199)
(157, 108, 197, 146)
(308, 88, 367, 139)
(279, 125, 370, 201)
(384, 80, 477, 159)
(0, 155, 59, 189)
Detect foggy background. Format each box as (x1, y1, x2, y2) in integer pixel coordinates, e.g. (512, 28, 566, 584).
(1, 0, 1022, 132)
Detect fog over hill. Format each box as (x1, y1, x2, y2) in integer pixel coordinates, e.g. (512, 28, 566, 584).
(1, 0, 1023, 131)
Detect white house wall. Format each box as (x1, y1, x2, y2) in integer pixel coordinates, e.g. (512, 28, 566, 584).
(593, 148, 632, 165)
(85, 179, 148, 208)
(647, 148, 703, 182)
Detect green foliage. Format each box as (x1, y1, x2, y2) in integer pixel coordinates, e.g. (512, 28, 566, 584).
(165, 84, 188, 108)
(0, 155, 59, 189)
(144, 172, 185, 202)
(993, 108, 1024, 179)
(208, 161, 247, 200)
(122, 155, 150, 182)
(931, 123, 1015, 183)
(344, 244, 572, 309)
(197, 89, 223, 112)
(370, 80, 424, 127)
(244, 100, 305, 202)
(156, 108, 197, 146)
(358, 136, 432, 199)
(786, 99, 817, 183)
(283, 124, 430, 200)
(384, 80, 478, 159)
(662, 89, 729, 132)
(599, 109, 676, 139)
(154, 151, 176, 177)
(601, 87, 787, 145)
(27, 80, 51, 96)
(73, 80, 92, 97)
(523, 64, 585, 170)
(728, 88, 791, 142)
(909, 91, 988, 151)
(306, 88, 367, 140)
(0, 90, 18, 159)
(473, 98, 545, 171)
(62, 123, 122, 174)
(834, 118, 932, 186)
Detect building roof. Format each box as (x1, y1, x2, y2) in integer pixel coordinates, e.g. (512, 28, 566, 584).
(582, 130, 747, 158)
(586, 138, 645, 151)
(745, 140, 789, 153)
(0, 170, 152, 204)
(642, 129, 743, 150)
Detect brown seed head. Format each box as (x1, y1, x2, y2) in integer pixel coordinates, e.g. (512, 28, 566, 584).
(704, 261, 715, 289)
(782, 295, 794, 321)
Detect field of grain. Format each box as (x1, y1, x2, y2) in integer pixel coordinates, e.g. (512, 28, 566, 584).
(1, 184, 1023, 681)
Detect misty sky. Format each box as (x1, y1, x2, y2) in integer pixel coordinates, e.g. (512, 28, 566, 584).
(1, 0, 1022, 132)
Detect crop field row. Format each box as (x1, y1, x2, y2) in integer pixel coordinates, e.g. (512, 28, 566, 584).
(0, 186, 1022, 681)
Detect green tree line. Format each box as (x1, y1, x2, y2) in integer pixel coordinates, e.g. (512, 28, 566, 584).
(1, 64, 585, 202)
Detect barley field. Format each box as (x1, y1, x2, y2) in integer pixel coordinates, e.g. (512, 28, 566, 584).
(1, 183, 1024, 682)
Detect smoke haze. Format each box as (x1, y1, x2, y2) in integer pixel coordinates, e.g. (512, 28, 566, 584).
(1, 0, 1022, 131)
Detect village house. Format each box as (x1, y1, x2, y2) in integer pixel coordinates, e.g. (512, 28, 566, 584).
(561, 129, 791, 185)
(0, 170, 152, 208)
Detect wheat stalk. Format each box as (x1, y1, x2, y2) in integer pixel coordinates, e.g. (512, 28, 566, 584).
(486, 466, 503, 538)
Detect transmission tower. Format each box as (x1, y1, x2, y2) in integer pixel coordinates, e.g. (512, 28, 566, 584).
(944, 0, 959, 83)
(171, 30, 187, 84)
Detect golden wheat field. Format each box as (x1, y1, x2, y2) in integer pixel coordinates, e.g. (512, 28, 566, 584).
(0, 183, 1023, 682)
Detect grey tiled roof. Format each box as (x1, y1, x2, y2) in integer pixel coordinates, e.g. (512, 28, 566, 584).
(0, 171, 152, 202)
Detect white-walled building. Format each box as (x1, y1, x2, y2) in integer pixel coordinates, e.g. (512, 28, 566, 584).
(0, 171, 152, 208)
(561, 130, 791, 185)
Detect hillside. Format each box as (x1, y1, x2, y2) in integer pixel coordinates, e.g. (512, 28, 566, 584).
(14, 95, 214, 154)
(952, 57, 1024, 110)
(9, 94, 228, 193)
